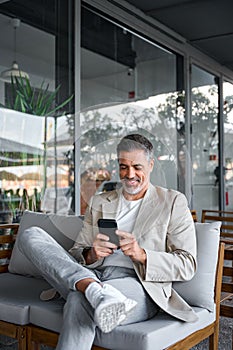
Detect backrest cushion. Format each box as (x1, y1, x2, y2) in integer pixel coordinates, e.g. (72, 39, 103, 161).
(173, 221, 221, 312)
(8, 210, 83, 277)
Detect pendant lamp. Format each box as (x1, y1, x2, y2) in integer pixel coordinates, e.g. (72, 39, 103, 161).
(0, 18, 29, 82)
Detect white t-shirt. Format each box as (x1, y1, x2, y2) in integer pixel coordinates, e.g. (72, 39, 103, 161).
(101, 194, 143, 269)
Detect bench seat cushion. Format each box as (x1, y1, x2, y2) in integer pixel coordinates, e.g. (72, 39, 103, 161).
(29, 300, 215, 350)
(0, 273, 51, 325)
(94, 307, 215, 350)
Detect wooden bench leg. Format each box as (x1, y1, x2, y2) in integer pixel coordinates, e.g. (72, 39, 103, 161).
(209, 318, 220, 350)
(27, 326, 41, 350)
(16, 326, 27, 350)
(209, 332, 218, 350)
(30, 342, 41, 350)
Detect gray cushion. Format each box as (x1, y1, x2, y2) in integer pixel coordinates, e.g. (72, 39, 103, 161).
(30, 300, 64, 333)
(0, 273, 51, 325)
(8, 210, 83, 277)
(29, 303, 215, 350)
(95, 307, 215, 350)
(173, 221, 221, 312)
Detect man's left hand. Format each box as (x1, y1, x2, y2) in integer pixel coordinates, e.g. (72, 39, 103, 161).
(116, 230, 146, 265)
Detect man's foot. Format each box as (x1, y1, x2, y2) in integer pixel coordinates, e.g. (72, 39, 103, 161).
(94, 284, 137, 333)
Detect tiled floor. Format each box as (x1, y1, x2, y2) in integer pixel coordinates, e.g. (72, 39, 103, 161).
(192, 316, 233, 350)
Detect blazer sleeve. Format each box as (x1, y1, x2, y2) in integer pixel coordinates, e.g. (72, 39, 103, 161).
(68, 195, 105, 268)
(144, 193, 197, 282)
(69, 196, 95, 262)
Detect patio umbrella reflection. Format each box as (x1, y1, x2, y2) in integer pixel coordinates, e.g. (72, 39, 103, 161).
(19, 172, 42, 181)
(0, 170, 19, 181)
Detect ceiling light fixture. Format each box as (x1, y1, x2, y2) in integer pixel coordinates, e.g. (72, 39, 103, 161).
(0, 18, 29, 82)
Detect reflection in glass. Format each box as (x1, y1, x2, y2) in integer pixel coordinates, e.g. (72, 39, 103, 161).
(191, 65, 219, 216)
(0, 0, 74, 220)
(223, 81, 233, 210)
(80, 6, 185, 214)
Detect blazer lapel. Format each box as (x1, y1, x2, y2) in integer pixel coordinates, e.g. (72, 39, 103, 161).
(133, 184, 159, 240)
(101, 189, 121, 219)
(101, 184, 159, 235)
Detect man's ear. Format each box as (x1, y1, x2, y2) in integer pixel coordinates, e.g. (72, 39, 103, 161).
(149, 159, 154, 172)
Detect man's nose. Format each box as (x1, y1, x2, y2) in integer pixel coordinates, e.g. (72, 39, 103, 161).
(127, 167, 136, 178)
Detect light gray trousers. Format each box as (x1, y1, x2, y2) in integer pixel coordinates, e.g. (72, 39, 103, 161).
(18, 227, 159, 350)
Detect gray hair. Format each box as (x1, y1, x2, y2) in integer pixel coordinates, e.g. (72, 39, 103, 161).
(117, 134, 154, 161)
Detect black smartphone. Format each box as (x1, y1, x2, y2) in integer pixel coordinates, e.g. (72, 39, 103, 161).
(97, 218, 119, 247)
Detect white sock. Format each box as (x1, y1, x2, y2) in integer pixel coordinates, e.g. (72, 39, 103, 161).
(85, 281, 103, 308)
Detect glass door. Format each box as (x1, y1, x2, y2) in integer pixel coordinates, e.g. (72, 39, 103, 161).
(191, 65, 219, 217)
(223, 81, 233, 210)
(0, 0, 74, 219)
(80, 5, 185, 214)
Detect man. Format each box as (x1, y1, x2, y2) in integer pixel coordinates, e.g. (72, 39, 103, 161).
(18, 134, 197, 350)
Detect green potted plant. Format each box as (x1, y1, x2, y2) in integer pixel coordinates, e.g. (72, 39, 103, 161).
(0, 75, 73, 116)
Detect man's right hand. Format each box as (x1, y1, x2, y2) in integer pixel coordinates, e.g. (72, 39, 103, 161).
(85, 233, 117, 264)
(93, 233, 117, 260)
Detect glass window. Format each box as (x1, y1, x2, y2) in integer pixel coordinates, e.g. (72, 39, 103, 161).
(223, 81, 233, 210)
(80, 6, 185, 214)
(191, 65, 219, 217)
(0, 0, 74, 222)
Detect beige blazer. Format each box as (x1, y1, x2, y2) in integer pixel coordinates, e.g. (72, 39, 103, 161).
(70, 184, 198, 322)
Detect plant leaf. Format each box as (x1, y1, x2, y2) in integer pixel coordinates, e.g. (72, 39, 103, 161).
(1, 77, 73, 116)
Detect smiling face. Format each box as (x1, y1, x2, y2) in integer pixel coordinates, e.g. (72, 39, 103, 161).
(118, 149, 154, 200)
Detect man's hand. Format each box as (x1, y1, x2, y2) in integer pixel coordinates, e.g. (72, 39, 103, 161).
(116, 230, 146, 265)
(92, 233, 118, 261)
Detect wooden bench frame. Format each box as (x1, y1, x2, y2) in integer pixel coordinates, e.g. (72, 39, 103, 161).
(202, 209, 233, 350)
(202, 210, 233, 331)
(0, 223, 225, 350)
(201, 209, 233, 243)
(190, 210, 198, 222)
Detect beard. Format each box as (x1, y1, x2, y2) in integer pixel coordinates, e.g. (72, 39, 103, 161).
(121, 177, 144, 195)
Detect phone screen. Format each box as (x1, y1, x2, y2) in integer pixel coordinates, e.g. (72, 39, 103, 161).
(97, 218, 119, 246)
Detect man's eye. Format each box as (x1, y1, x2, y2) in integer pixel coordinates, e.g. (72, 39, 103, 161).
(120, 165, 127, 170)
(134, 166, 142, 170)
